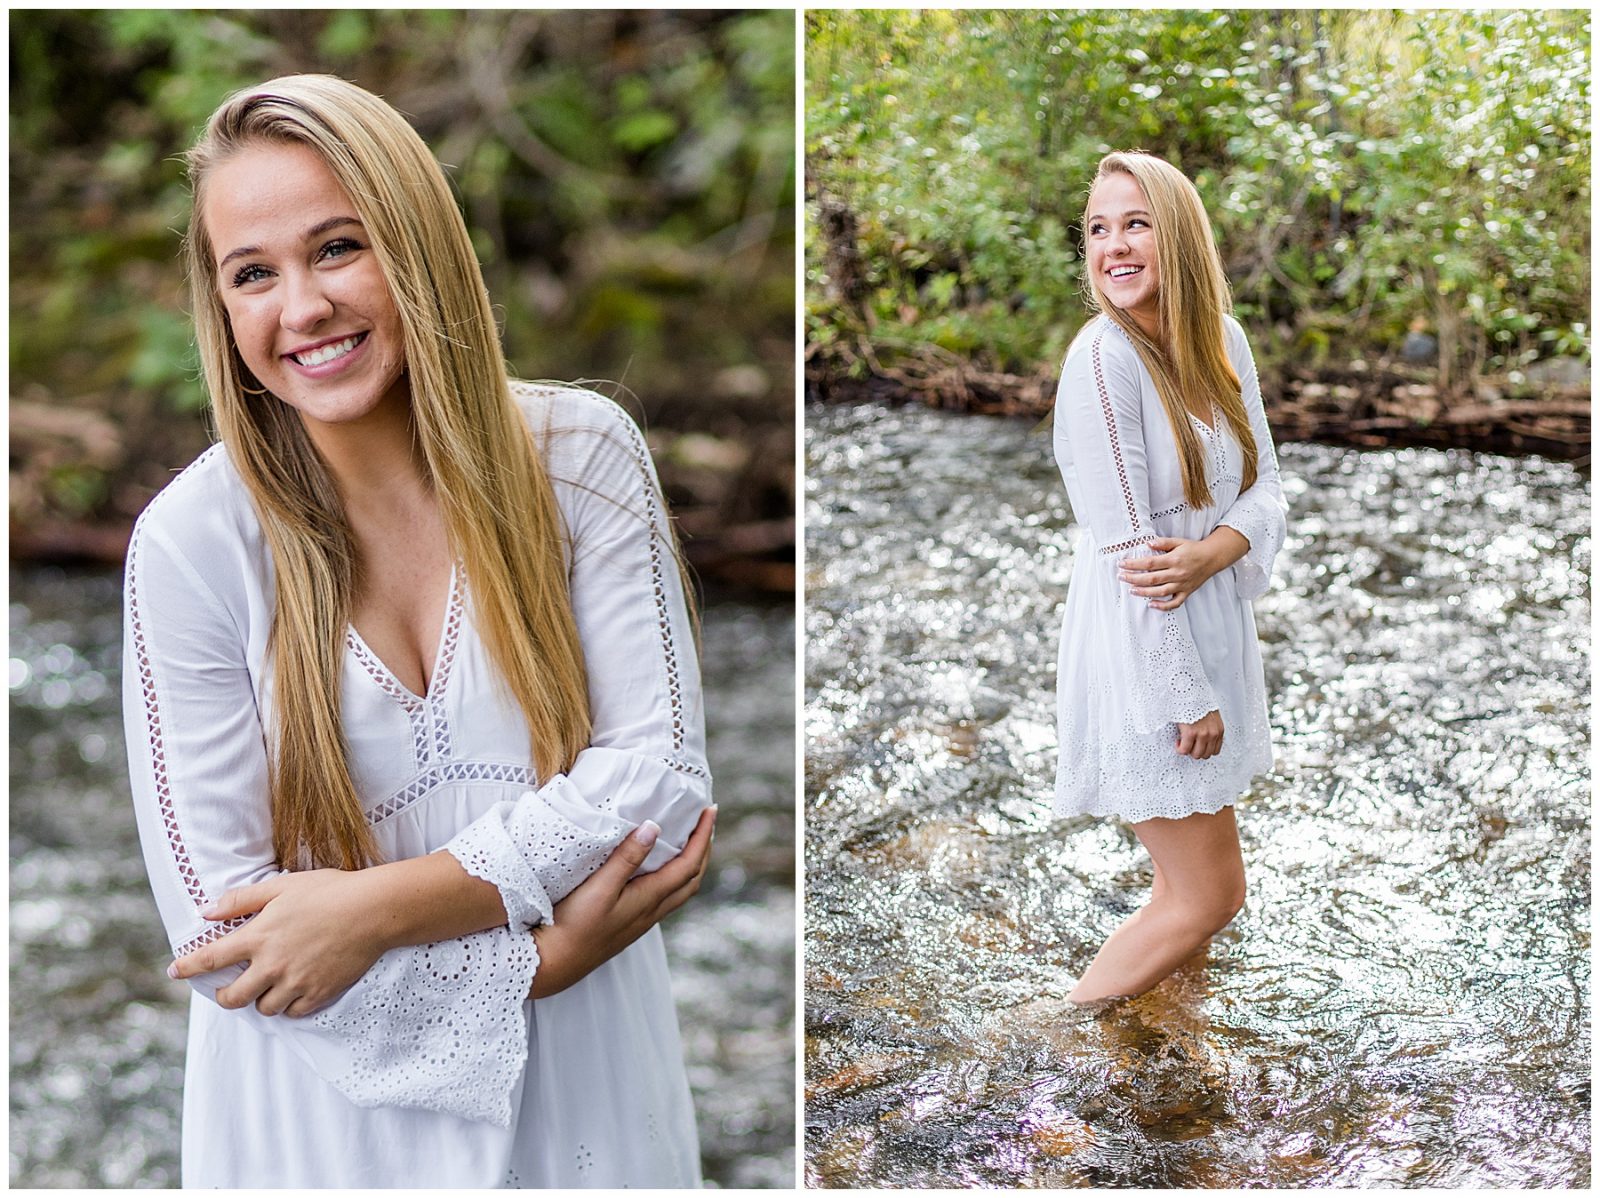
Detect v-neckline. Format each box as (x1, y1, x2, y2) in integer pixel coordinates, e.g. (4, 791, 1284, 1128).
(347, 562, 459, 704)
(1188, 402, 1218, 435)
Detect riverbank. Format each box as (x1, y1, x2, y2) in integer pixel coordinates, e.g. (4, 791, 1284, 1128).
(806, 340, 1589, 465)
(9, 412, 795, 595)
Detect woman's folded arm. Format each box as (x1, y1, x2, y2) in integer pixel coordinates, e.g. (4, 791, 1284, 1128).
(441, 391, 713, 930)
(124, 504, 539, 1127)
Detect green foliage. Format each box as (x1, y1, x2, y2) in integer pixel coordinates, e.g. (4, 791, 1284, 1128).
(10, 9, 794, 526)
(806, 9, 1589, 381)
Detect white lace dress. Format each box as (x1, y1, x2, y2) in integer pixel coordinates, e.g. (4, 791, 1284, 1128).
(1052, 315, 1287, 822)
(122, 384, 710, 1187)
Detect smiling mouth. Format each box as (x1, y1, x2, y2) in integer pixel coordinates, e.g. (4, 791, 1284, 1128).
(1108, 266, 1144, 279)
(288, 332, 367, 367)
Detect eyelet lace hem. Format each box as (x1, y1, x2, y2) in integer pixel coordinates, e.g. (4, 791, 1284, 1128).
(311, 926, 540, 1127)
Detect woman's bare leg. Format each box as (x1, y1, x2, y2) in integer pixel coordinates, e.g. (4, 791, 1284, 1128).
(1068, 806, 1245, 1004)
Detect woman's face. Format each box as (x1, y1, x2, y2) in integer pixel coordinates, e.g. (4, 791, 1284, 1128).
(1086, 170, 1161, 336)
(203, 140, 408, 435)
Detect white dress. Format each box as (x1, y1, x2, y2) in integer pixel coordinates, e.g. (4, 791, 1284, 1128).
(1052, 315, 1287, 822)
(122, 383, 710, 1187)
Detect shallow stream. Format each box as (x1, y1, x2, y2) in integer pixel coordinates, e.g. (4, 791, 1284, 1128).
(804, 401, 1589, 1187)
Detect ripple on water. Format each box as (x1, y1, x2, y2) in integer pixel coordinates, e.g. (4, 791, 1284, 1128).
(804, 403, 1589, 1188)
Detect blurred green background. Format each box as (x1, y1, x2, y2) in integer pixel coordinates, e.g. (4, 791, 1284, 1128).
(806, 9, 1588, 457)
(9, 10, 797, 1189)
(11, 8, 795, 590)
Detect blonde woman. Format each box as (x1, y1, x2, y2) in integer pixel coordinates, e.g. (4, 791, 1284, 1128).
(1053, 151, 1287, 1004)
(123, 76, 713, 1186)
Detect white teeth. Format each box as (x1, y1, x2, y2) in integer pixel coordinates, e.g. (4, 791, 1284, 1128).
(293, 335, 361, 367)
(1110, 266, 1143, 279)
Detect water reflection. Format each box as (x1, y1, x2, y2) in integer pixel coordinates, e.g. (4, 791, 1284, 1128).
(9, 568, 795, 1188)
(804, 402, 1588, 1188)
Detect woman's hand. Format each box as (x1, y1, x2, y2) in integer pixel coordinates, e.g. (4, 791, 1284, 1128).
(531, 805, 717, 999)
(1177, 710, 1224, 759)
(168, 868, 390, 1018)
(1118, 527, 1248, 610)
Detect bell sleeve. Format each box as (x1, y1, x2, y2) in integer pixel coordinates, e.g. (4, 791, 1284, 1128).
(1054, 326, 1221, 735)
(123, 497, 539, 1128)
(1215, 320, 1288, 601)
(439, 391, 712, 933)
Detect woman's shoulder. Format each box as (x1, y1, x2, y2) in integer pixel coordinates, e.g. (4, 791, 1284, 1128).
(1064, 313, 1139, 369)
(508, 379, 644, 444)
(1219, 311, 1251, 356)
(507, 378, 655, 494)
(128, 443, 264, 567)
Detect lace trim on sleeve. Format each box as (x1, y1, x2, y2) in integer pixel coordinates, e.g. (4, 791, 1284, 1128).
(613, 419, 689, 755)
(1219, 491, 1285, 601)
(662, 755, 710, 779)
(1129, 615, 1221, 730)
(442, 801, 558, 929)
(310, 927, 541, 1128)
(127, 521, 253, 956)
(1091, 329, 1143, 540)
(1099, 533, 1158, 556)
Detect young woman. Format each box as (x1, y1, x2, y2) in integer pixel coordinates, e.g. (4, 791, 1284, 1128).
(123, 75, 714, 1186)
(1052, 151, 1287, 1004)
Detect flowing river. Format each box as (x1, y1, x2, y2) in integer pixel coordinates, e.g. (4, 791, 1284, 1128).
(9, 571, 794, 1188)
(804, 401, 1589, 1188)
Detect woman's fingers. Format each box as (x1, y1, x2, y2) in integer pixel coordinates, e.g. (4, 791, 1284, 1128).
(253, 985, 292, 1018)
(214, 964, 274, 1011)
(625, 806, 717, 914)
(590, 820, 662, 892)
(169, 926, 255, 980)
(199, 876, 285, 921)
(1177, 713, 1224, 758)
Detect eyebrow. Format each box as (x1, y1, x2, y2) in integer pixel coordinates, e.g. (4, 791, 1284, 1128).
(1087, 209, 1152, 224)
(216, 215, 364, 269)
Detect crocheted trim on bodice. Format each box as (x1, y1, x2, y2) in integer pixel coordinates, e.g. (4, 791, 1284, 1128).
(346, 563, 463, 770)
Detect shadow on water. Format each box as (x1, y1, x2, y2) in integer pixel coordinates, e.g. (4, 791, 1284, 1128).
(804, 402, 1589, 1188)
(9, 569, 795, 1188)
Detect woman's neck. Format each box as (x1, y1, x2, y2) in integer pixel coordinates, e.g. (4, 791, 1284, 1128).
(300, 385, 433, 513)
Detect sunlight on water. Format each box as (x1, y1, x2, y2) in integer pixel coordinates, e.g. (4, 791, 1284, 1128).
(804, 402, 1589, 1188)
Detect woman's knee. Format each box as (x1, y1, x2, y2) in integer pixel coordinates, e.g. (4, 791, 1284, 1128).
(1177, 874, 1244, 936)
(1210, 873, 1246, 932)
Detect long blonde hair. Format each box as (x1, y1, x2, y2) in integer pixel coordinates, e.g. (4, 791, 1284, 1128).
(1081, 151, 1257, 508)
(185, 75, 591, 870)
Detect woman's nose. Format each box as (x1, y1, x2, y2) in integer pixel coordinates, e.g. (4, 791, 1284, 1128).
(279, 270, 334, 332)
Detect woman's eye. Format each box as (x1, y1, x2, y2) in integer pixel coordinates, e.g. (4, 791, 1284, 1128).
(318, 237, 363, 262)
(1089, 223, 1105, 235)
(230, 264, 270, 287)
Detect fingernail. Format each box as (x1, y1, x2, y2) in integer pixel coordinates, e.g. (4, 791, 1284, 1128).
(631, 820, 661, 847)
(199, 903, 219, 918)
(166, 962, 180, 980)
